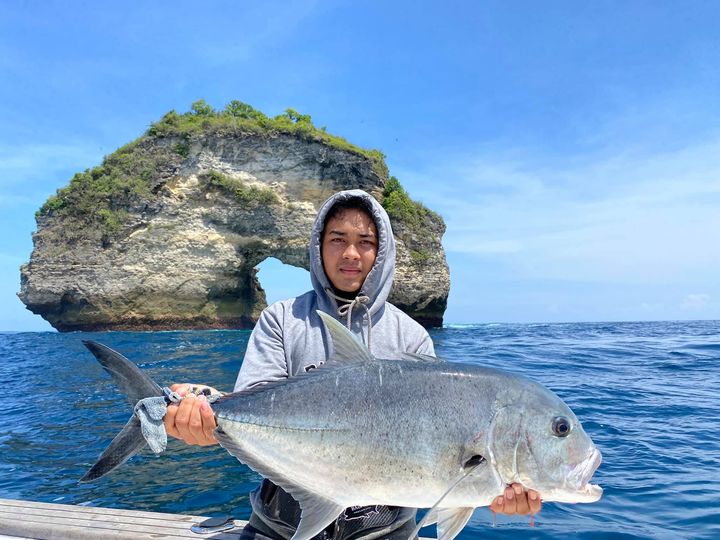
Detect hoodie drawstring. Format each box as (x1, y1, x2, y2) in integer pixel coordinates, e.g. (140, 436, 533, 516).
(324, 288, 373, 352)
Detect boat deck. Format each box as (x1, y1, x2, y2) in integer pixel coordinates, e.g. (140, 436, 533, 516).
(0, 498, 250, 539)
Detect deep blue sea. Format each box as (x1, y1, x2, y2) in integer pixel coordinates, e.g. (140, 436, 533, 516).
(1, 321, 718, 539)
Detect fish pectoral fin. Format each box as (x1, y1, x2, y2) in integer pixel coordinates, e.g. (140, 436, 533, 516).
(316, 311, 374, 364)
(435, 507, 475, 540)
(291, 490, 345, 540)
(214, 427, 343, 540)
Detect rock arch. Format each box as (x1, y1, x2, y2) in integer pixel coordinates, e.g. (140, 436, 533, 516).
(19, 108, 449, 331)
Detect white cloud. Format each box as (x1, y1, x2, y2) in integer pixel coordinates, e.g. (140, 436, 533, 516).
(681, 294, 710, 311)
(402, 136, 720, 287)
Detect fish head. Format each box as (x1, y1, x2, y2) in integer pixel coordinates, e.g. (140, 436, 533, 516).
(488, 380, 603, 504)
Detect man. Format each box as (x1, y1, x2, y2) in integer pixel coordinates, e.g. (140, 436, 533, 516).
(165, 189, 540, 538)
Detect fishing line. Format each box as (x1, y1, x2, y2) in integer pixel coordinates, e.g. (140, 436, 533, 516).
(407, 457, 485, 540)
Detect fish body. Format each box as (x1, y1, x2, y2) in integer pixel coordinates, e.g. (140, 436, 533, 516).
(215, 360, 531, 508)
(82, 312, 602, 540)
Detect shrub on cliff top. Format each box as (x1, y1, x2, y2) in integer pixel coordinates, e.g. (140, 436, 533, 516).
(147, 100, 388, 178)
(382, 176, 439, 228)
(37, 140, 169, 242)
(224, 100, 263, 120)
(36, 101, 440, 246)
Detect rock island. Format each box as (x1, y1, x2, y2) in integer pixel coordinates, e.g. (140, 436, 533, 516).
(19, 101, 449, 331)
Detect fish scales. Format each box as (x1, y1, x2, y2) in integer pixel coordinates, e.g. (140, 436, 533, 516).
(213, 360, 538, 508)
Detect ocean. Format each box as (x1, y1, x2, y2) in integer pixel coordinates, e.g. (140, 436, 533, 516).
(0, 320, 718, 539)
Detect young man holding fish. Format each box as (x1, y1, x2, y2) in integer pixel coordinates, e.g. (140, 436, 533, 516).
(165, 189, 541, 538)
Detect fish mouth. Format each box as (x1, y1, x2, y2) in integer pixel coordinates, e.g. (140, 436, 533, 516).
(568, 448, 603, 503)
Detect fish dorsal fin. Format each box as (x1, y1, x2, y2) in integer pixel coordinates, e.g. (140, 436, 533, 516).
(399, 352, 444, 363)
(316, 311, 373, 364)
(434, 508, 475, 540)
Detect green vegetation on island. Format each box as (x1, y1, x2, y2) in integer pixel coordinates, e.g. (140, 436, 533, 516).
(381, 176, 440, 227)
(202, 170, 279, 207)
(150, 100, 388, 178)
(36, 100, 437, 246)
(38, 138, 164, 244)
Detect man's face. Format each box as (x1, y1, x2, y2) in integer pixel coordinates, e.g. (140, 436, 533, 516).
(321, 208, 378, 293)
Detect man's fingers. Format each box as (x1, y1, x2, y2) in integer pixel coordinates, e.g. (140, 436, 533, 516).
(511, 484, 530, 515)
(164, 404, 181, 439)
(501, 485, 517, 514)
(200, 401, 218, 445)
(528, 490, 542, 514)
(490, 495, 504, 514)
(173, 396, 198, 444)
(489, 485, 542, 517)
(187, 397, 206, 444)
(163, 383, 221, 447)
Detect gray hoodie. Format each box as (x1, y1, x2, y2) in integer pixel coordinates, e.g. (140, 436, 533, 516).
(234, 189, 434, 392)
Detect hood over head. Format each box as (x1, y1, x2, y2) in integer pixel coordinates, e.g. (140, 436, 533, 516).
(309, 189, 396, 328)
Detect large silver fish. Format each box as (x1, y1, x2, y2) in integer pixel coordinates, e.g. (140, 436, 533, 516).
(81, 311, 602, 540)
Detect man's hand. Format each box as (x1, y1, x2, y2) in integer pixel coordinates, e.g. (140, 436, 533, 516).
(164, 383, 219, 446)
(490, 483, 542, 516)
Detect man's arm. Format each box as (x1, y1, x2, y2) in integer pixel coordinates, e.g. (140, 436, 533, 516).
(415, 332, 436, 356)
(164, 305, 289, 446)
(233, 305, 289, 392)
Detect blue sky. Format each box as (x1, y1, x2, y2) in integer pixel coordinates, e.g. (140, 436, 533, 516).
(1, 1, 719, 331)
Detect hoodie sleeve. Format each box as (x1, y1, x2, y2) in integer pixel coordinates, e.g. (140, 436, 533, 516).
(415, 332, 436, 356)
(233, 304, 289, 392)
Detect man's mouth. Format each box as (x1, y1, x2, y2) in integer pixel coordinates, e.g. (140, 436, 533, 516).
(339, 268, 361, 274)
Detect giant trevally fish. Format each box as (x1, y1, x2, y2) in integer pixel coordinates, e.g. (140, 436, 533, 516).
(80, 311, 602, 540)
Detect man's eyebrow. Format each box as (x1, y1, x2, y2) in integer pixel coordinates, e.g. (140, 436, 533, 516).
(326, 229, 376, 237)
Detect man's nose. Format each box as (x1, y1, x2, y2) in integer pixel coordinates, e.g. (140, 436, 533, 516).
(343, 243, 360, 259)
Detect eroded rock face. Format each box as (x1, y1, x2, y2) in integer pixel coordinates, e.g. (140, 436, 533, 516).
(19, 130, 449, 331)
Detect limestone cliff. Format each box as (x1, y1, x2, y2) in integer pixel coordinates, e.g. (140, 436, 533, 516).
(19, 101, 449, 331)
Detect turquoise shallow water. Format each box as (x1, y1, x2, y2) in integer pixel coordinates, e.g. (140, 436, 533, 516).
(0, 320, 718, 539)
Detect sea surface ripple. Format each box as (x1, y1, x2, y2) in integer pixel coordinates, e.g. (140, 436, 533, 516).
(0, 320, 718, 539)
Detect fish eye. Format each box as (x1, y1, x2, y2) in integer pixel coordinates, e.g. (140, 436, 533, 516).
(552, 416, 571, 437)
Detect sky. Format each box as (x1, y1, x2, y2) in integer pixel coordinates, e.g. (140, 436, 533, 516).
(1, 0, 719, 331)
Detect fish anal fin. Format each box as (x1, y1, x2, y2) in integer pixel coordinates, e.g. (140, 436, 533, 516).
(436, 507, 475, 540)
(316, 311, 373, 364)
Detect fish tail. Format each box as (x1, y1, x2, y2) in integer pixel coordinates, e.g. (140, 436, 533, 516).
(79, 415, 146, 482)
(80, 341, 164, 482)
